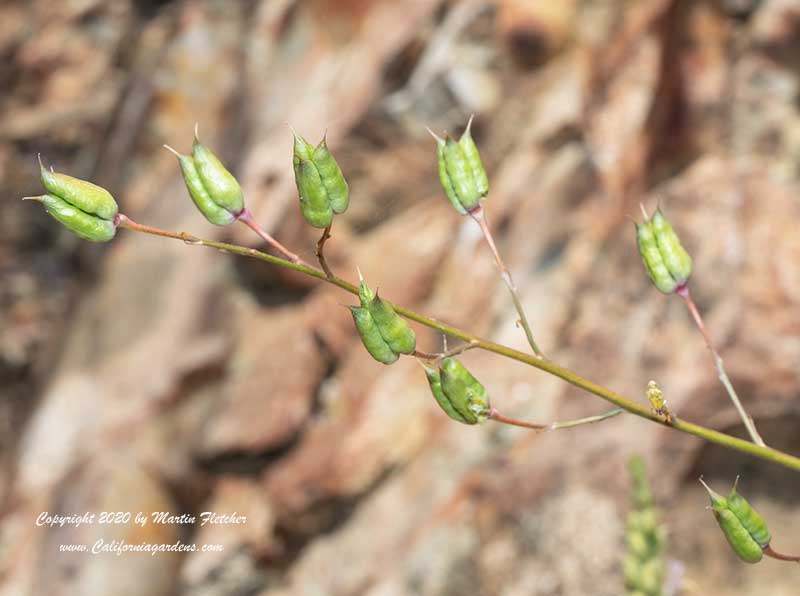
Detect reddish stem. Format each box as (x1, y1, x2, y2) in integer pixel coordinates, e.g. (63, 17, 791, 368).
(236, 208, 304, 264)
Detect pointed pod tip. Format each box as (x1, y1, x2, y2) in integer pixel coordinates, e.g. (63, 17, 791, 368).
(425, 126, 445, 145)
(194, 122, 201, 143)
(21, 195, 45, 202)
(356, 266, 364, 283)
(162, 144, 183, 159)
(639, 203, 649, 221)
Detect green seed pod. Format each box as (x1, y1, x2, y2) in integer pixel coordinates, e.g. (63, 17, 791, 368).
(367, 294, 416, 355)
(350, 275, 415, 364)
(174, 153, 236, 226)
(636, 208, 693, 294)
(40, 161, 118, 221)
(727, 481, 771, 548)
(650, 210, 692, 286)
(432, 118, 489, 215)
(438, 357, 491, 424)
(190, 135, 245, 216)
(165, 129, 244, 225)
(26, 194, 117, 242)
(350, 306, 399, 365)
(459, 116, 488, 198)
(700, 478, 766, 564)
(292, 131, 349, 228)
(422, 364, 471, 424)
(715, 508, 764, 564)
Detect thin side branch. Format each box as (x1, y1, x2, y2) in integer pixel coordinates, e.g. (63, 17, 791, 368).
(677, 286, 765, 446)
(114, 215, 800, 472)
(236, 208, 304, 265)
(316, 224, 334, 278)
(413, 339, 479, 362)
(470, 206, 545, 358)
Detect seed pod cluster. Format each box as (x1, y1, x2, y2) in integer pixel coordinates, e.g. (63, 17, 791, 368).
(26, 159, 119, 242)
(623, 456, 666, 596)
(292, 131, 349, 228)
(636, 209, 692, 294)
(423, 357, 491, 425)
(350, 276, 415, 364)
(432, 116, 489, 215)
(165, 128, 245, 226)
(700, 478, 771, 564)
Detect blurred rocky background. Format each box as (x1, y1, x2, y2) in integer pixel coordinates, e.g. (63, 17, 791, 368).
(1, 0, 799, 594)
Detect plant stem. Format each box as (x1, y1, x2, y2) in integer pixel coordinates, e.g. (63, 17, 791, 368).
(676, 285, 765, 447)
(489, 406, 623, 432)
(489, 408, 547, 430)
(549, 408, 623, 430)
(763, 545, 800, 563)
(316, 224, 334, 278)
(413, 340, 478, 362)
(236, 208, 304, 265)
(115, 215, 800, 472)
(470, 206, 544, 358)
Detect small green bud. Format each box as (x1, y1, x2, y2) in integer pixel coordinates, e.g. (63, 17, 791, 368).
(350, 275, 415, 364)
(165, 126, 244, 226)
(25, 158, 118, 242)
(292, 130, 349, 228)
(437, 357, 491, 424)
(431, 116, 489, 215)
(700, 478, 768, 563)
(636, 208, 693, 294)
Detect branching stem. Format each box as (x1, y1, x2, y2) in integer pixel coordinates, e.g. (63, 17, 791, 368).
(115, 215, 800, 472)
(470, 206, 544, 358)
(676, 285, 765, 446)
(316, 224, 334, 278)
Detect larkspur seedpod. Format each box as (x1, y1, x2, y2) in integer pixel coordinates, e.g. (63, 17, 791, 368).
(164, 126, 244, 226)
(24, 157, 118, 242)
(699, 478, 769, 564)
(350, 275, 415, 364)
(292, 130, 349, 228)
(636, 208, 693, 294)
(424, 357, 491, 425)
(431, 116, 489, 215)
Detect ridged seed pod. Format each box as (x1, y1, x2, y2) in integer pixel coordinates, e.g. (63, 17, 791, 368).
(423, 364, 471, 424)
(292, 131, 349, 228)
(432, 116, 489, 215)
(700, 478, 768, 564)
(25, 159, 118, 242)
(437, 357, 491, 424)
(727, 482, 771, 548)
(636, 208, 693, 294)
(165, 127, 244, 226)
(350, 276, 415, 364)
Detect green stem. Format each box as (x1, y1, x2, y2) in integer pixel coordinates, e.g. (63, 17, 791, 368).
(116, 215, 800, 472)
